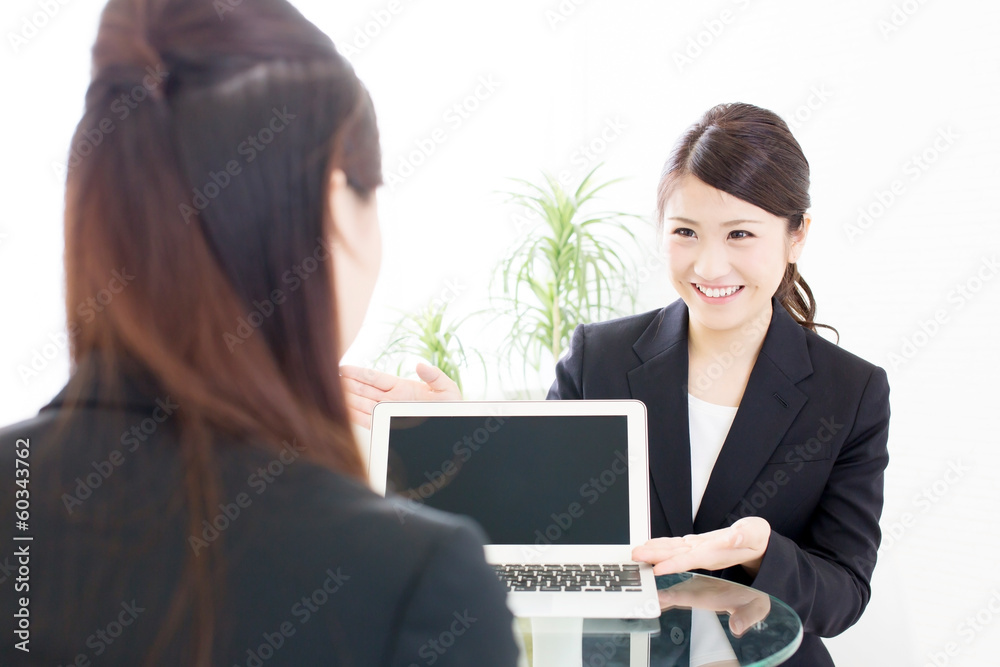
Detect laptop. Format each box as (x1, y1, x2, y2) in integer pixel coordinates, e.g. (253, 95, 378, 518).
(368, 400, 660, 619)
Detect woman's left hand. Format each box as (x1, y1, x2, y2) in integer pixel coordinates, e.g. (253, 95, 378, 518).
(631, 517, 771, 577)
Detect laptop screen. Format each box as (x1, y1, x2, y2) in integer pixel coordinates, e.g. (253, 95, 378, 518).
(386, 414, 630, 545)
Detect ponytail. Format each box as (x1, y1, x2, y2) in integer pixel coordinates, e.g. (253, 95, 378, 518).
(772, 214, 838, 341)
(775, 262, 838, 340)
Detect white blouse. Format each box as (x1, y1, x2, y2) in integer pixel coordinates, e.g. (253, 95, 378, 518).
(687, 393, 739, 520)
(687, 393, 741, 666)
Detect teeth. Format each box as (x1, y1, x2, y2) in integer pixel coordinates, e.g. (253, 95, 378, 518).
(696, 284, 740, 298)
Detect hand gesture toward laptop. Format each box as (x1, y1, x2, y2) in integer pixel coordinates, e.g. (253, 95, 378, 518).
(632, 517, 771, 577)
(340, 363, 460, 429)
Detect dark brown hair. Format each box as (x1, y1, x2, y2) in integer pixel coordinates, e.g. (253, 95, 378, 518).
(62, 0, 380, 662)
(656, 102, 836, 338)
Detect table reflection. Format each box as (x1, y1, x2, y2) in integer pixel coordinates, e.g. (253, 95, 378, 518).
(515, 573, 802, 667)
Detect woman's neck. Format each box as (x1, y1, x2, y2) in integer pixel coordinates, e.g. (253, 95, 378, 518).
(688, 303, 771, 357)
(686, 303, 772, 406)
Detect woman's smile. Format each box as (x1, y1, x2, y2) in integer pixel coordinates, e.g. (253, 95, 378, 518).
(693, 283, 745, 301)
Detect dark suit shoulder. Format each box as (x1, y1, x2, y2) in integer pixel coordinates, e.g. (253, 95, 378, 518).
(278, 452, 491, 556)
(202, 437, 518, 666)
(797, 327, 888, 396)
(0, 410, 58, 444)
(803, 328, 882, 373)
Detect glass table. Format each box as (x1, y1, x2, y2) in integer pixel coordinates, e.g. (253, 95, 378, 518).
(514, 573, 802, 667)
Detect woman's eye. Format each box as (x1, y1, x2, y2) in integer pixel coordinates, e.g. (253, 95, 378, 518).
(673, 228, 696, 238)
(729, 230, 753, 240)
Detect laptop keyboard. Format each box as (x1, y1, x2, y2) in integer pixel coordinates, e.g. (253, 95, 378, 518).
(494, 564, 643, 592)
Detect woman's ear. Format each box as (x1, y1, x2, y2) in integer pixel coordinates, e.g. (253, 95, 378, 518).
(789, 213, 811, 263)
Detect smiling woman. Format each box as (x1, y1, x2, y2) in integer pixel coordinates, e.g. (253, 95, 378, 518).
(552, 103, 890, 667)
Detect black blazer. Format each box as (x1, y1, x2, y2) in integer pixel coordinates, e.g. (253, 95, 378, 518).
(0, 358, 518, 666)
(548, 298, 890, 666)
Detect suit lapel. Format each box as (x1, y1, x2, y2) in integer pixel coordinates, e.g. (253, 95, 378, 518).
(627, 300, 694, 538)
(693, 301, 814, 532)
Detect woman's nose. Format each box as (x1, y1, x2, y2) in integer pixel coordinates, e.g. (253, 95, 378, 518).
(693, 241, 730, 282)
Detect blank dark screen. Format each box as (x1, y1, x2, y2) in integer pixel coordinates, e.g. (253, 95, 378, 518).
(386, 415, 630, 544)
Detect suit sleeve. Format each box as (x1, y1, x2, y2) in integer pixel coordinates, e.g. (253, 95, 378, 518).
(388, 519, 519, 667)
(546, 324, 585, 400)
(743, 367, 890, 638)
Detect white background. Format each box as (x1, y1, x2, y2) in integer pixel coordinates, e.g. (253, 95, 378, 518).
(2, 1, 999, 664)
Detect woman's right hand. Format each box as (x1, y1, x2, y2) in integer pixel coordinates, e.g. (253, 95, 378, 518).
(339, 363, 462, 429)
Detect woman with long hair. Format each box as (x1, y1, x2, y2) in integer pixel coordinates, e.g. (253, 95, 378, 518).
(0, 0, 518, 664)
(344, 102, 891, 666)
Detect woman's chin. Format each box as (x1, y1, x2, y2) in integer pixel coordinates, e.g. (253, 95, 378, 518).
(684, 295, 772, 336)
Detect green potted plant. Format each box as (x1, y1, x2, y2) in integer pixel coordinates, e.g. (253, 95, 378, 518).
(492, 165, 640, 394)
(375, 301, 484, 396)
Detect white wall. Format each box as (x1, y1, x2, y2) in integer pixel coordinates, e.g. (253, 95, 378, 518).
(2, 1, 999, 664)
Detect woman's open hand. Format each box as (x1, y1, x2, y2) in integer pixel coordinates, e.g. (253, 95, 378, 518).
(339, 363, 462, 429)
(632, 517, 771, 577)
